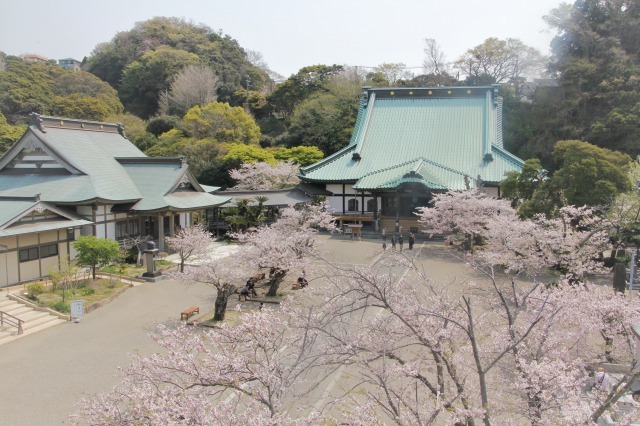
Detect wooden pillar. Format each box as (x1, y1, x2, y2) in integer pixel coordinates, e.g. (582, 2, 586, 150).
(169, 214, 175, 238)
(395, 192, 400, 232)
(373, 195, 379, 220)
(158, 214, 165, 252)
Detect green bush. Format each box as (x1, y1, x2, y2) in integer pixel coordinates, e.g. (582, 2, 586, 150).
(76, 280, 90, 289)
(78, 287, 95, 296)
(26, 282, 44, 300)
(51, 300, 70, 313)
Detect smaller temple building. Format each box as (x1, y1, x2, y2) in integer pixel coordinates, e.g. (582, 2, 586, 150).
(0, 114, 230, 287)
(299, 85, 524, 232)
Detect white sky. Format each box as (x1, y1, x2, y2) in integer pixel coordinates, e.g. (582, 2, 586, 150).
(1, 0, 565, 78)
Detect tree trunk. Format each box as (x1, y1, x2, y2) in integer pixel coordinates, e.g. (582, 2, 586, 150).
(92, 265, 96, 280)
(266, 269, 286, 297)
(213, 285, 237, 321)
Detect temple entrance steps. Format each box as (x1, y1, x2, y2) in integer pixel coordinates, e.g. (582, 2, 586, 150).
(0, 296, 67, 346)
(377, 217, 421, 234)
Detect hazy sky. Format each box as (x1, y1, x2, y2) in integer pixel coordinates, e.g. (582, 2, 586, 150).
(1, 0, 565, 78)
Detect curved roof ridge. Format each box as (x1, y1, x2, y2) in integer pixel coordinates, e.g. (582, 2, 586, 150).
(299, 144, 355, 175)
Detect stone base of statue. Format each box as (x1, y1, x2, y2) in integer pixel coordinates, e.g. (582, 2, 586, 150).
(140, 270, 166, 282)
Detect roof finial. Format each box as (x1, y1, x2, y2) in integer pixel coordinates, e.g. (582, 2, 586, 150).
(34, 193, 41, 202)
(117, 123, 127, 138)
(28, 112, 46, 133)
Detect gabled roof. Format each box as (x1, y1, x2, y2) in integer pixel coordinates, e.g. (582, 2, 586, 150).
(0, 115, 144, 203)
(0, 197, 92, 237)
(300, 86, 524, 190)
(0, 115, 230, 211)
(118, 158, 230, 212)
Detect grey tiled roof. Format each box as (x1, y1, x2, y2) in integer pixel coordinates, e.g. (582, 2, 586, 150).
(220, 188, 311, 207)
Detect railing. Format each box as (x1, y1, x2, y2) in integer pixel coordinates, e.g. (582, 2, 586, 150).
(0, 310, 24, 335)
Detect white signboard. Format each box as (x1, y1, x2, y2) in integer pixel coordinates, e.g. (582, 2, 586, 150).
(70, 300, 84, 319)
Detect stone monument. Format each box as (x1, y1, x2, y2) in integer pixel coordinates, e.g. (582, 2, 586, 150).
(141, 241, 164, 282)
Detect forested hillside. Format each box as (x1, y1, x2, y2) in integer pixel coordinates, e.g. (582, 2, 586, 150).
(1, 2, 640, 193)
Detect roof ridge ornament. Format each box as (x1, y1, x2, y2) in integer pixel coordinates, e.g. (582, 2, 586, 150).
(28, 112, 46, 133)
(117, 123, 126, 138)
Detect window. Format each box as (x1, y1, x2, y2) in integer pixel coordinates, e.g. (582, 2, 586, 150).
(366, 199, 376, 212)
(40, 244, 58, 258)
(67, 229, 75, 242)
(116, 221, 127, 239)
(128, 219, 139, 236)
(347, 199, 359, 212)
(19, 247, 38, 262)
(116, 219, 139, 239)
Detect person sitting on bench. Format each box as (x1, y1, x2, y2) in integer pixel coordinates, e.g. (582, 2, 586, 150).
(240, 285, 251, 300)
(246, 279, 257, 297)
(297, 276, 308, 288)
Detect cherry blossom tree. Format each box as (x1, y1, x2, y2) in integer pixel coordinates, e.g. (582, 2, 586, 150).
(175, 256, 246, 321)
(416, 189, 513, 249)
(165, 224, 212, 272)
(233, 202, 336, 296)
(230, 160, 300, 190)
(72, 307, 328, 425)
(73, 191, 640, 425)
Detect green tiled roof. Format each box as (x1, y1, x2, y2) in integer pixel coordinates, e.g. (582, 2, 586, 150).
(120, 160, 230, 212)
(0, 116, 230, 211)
(0, 174, 96, 203)
(0, 200, 38, 227)
(300, 86, 523, 190)
(0, 199, 92, 236)
(34, 126, 144, 201)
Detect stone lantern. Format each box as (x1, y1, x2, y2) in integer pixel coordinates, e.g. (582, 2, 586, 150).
(141, 241, 164, 281)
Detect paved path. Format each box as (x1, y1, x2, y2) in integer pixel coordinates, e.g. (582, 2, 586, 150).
(0, 235, 486, 425)
(0, 278, 213, 425)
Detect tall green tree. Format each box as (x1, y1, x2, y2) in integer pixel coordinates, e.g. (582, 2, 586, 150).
(551, 140, 632, 206)
(285, 74, 359, 155)
(182, 101, 260, 144)
(454, 37, 546, 89)
(265, 64, 343, 120)
(73, 236, 121, 280)
(502, 140, 633, 217)
(0, 111, 24, 155)
(119, 47, 200, 118)
(545, 0, 640, 154)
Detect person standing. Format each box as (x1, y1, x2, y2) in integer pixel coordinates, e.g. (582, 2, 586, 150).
(382, 239, 387, 251)
(594, 367, 613, 394)
(408, 233, 415, 250)
(391, 235, 397, 251)
(398, 234, 404, 252)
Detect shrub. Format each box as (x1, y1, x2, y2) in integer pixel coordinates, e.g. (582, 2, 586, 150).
(78, 287, 95, 296)
(27, 282, 44, 300)
(51, 300, 70, 313)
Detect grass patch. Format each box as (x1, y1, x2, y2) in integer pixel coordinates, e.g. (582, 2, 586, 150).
(36, 278, 127, 312)
(100, 260, 174, 277)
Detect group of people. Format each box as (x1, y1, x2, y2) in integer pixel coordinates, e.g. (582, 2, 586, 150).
(240, 277, 259, 300)
(382, 232, 416, 252)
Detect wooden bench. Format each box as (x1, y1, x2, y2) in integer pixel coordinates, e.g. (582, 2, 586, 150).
(181, 306, 199, 321)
